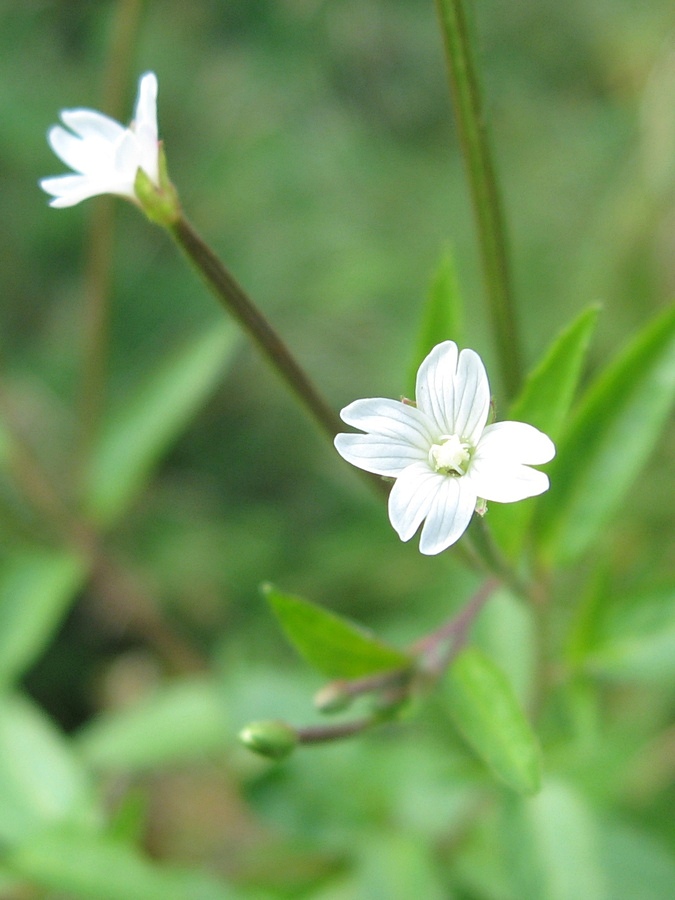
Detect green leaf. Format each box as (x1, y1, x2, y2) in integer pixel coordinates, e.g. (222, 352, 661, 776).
(7, 828, 237, 900)
(0, 549, 88, 690)
(509, 305, 601, 440)
(84, 321, 237, 527)
(76, 678, 229, 771)
(535, 304, 675, 564)
(502, 780, 608, 900)
(408, 249, 463, 393)
(445, 647, 541, 795)
(0, 692, 98, 845)
(583, 586, 675, 682)
(488, 305, 599, 559)
(263, 584, 412, 679)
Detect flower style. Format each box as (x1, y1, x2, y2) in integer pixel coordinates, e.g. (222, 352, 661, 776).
(40, 72, 160, 208)
(334, 341, 555, 555)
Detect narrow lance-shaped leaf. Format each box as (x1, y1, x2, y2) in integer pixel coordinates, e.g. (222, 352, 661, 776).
(408, 249, 463, 395)
(0, 550, 88, 691)
(445, 647, 541, 795)
(488, 305, 599, 559)
(534, 304, 675, 565)
(84, 321, 237, 527)
(263, 584, 412, 679)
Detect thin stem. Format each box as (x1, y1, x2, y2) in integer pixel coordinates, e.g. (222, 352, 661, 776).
(169, 215, 389, 498)
(170, 216, 342, 440)
(296, 717, 375, 745)
(411, 576, 497, 676)
(434, 0, 522, 400)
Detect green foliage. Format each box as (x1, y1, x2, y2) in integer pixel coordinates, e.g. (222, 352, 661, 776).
(0, 692, 98, 844)
(84, 321, 237, 527)
(580, 585, 675, 682)
(503, 780, 608, 899)
(264, 584, 412, 679)
(408, 249, 464, 394)
(6, 828, 237, 900)
(0, 549, 87, 690)
(488, 305, 600, 558)
(535, 303, 675, 564)
(76, 677, 230, 771)
(445, 647, 542, 795)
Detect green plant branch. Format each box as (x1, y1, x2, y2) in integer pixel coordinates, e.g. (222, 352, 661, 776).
(245, 578, 499, 755)
(434, 0, 522, 400)
(169, 215, 344, 441)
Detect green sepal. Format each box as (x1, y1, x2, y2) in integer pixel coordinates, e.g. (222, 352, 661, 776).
(134, 144, 181, 226)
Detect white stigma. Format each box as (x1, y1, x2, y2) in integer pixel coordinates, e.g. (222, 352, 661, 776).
(429, 434, 471, 475)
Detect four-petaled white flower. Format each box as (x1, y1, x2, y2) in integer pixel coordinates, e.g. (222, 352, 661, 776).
(334, 341, 555, 555)
(40, 72, 160, 208)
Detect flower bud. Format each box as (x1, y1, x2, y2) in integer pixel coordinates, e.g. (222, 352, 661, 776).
(238, 720, 298, 761)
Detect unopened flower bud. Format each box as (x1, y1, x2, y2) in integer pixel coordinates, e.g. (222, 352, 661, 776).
(238, 720, 298, 761)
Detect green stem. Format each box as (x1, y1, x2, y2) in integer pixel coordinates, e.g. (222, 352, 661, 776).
(170, 215, 343, 441)
(434, 0, 522, 400)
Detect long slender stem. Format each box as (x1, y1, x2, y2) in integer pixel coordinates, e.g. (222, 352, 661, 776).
(434, 0, 522, 400)
(170, 215, 343, 441)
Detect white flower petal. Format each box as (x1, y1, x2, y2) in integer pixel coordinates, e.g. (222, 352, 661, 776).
(453, 348, 490, 444)
(387, 462, 442, 541)
(133, 73, 159, 182)
(419, 475, 477, 555)
(41, 72, 160, 207)
(476, 421, 555, 464)
(113, 130, 142, 182)
(60, 109, 125, 144)
(466, 460, 550, 503)
(47, 125, 112, 176)
(334, 433, 426, 476)
(339, 398, 436, 450)
(39, 174, 109, 207)
(134, 73, 158, 137)
(415, 341, 458, 433)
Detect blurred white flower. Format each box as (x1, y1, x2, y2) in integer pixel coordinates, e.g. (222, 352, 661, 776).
(334, 341, 555, 555)
(40, 72, 159, 208)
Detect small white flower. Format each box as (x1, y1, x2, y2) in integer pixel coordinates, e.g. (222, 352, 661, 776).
(334, 341, 555, 555)
(40, 72, 160, 208)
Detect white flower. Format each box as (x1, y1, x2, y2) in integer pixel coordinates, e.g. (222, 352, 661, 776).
(334, 341, 555, 555)
(40, 72, 160, 208)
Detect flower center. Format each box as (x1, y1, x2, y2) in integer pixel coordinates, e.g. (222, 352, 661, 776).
(429, 434, 471, 476)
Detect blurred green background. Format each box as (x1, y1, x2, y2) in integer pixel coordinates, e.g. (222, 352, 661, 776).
(0, 0, 673, 896)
